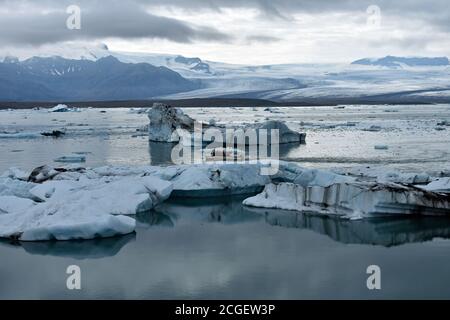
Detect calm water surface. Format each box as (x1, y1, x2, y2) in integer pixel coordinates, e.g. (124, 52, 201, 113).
(1, 105, 450, 299)
(1, 197, 450, 299)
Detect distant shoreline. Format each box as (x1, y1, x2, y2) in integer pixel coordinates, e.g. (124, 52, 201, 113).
(0, 97, 442, 110)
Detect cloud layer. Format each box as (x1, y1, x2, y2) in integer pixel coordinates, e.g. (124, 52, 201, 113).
(0, 0, 449, 63)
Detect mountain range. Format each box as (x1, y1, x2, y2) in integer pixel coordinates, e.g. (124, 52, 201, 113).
(0, 55, 199, 101)
(1, 44, 450, 103)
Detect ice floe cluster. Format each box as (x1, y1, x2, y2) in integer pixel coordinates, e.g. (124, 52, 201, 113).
(0, 161, 449, 241)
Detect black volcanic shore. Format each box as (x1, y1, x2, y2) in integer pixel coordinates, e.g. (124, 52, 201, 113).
(0, 96, 443, 110)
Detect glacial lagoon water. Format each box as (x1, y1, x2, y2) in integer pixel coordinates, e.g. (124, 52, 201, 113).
(1, 105, 450, 299)
(1, 197, 450, 299)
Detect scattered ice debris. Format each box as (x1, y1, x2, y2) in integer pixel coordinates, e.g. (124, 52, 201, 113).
(54, 155, 86, 163)
(41, 129, 65, 137)
(128, 107, 149, 114)
(362, 125, 382, 132)
(374, 145, 389, 150)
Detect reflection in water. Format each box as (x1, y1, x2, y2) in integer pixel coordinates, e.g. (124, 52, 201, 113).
(2, 198, 450, 261)
(136, 211, 174, 228)
(0, 233, 135, 259)
(153, 198, 450, 247)
(154, 196, 263, 225)
(148, 141, 175, 166)
(249, 207, 450, 247)
(148, 140, 303, 166)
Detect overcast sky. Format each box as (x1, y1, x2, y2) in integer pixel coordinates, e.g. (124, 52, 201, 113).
(0, 0, 449, 64)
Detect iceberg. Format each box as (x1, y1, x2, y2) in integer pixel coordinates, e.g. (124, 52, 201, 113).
(0, 170, 173, 241)
(243, 180, 450, 218)
(170, 163, 271, 197)
(48, 104, 80, 112)
(148, 103, 198, 142)
(147, 103, 306, 144)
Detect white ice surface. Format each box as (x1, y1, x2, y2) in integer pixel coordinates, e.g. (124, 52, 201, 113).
(0, 172, 173, 241)
(1, 161, 449, 241)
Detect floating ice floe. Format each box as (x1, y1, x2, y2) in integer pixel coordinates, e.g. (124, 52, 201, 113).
(169, 163, 270, 197)
(147, 103, 306, 144)
(48, 104, 80, 113)
(0, 174, 172, 241)
(1, 161, 450, 241)
(0, 131, 41, 139)
(243, 167, 450, 218)
(54, 155, 86, 163)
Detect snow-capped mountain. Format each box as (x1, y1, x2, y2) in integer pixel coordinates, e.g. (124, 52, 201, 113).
(352, 56, 450, 68)
(1, 43, 450, 103)
(0, 55, 199, 101)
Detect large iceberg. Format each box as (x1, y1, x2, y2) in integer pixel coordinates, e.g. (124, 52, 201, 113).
(148, 103, 197, 142)
(243, 164, 450, 218)
(147, 103, 306, 144)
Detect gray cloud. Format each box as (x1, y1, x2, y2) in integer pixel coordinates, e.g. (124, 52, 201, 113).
(0, 0, 448, 57)
(245, 35, 281, 44)
(0, 0, 231, 46)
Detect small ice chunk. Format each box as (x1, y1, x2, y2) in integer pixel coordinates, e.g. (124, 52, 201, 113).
(54, 155, 86, 163)
(49, 104, 70, 112)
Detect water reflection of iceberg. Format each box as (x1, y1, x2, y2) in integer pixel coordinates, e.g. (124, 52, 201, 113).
(0, 234, 135, 259)
(249, 207, 450, 247)
(136, 211, 175, 228)
(148, 140, 302, 166)
(154, 197, 263, 225)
